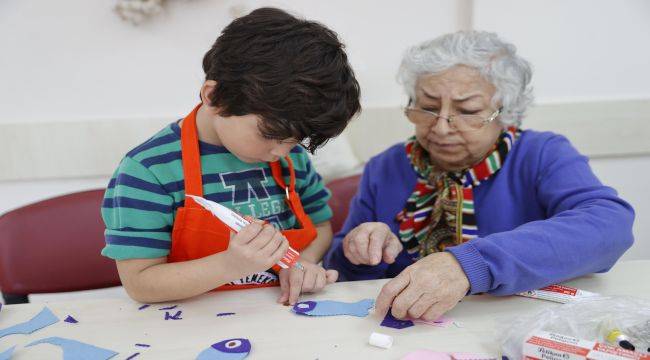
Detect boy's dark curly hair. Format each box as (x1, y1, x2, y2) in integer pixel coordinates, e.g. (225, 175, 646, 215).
(202, 7, 361, 153)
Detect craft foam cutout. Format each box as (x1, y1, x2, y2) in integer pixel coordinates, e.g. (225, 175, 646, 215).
(0, 346, 15, 360)
(0, 307, 59, 339)
(26, 337, 118, 360)
(381, 311, 414, 329)
(196, 338, 251, 360)
(292, 299, 374, 317)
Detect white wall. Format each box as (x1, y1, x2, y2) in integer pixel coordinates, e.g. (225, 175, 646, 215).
(1, 0, 649, 265)
(473, 0, 650, 103)
(590, 156, 650, 261)
(0, 0, 460, 123)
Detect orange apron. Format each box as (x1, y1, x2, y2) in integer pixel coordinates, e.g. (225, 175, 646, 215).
(168, 105, 318, 290)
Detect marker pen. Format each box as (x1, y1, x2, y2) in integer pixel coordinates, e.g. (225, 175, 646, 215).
(186, 195, 304, 270)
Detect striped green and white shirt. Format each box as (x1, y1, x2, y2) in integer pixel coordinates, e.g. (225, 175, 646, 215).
(101, 122, 332, 260)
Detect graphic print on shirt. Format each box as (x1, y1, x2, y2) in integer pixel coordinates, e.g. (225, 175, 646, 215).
(220, 168, 288, 286)
(220, 169, 271, 204)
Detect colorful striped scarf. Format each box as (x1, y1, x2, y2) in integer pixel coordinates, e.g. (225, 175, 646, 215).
(397, 128, 520, 260)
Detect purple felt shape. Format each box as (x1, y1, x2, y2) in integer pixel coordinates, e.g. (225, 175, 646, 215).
(216, 312, 236, 317)
(125, 352, 140, 359)
(158, 305, 178, 311)
(138, 305, 150, 311)
(381, 311, 414, 329)
(64, 315, 78, 324)
(135, 343, 150, 348)
(291, 301, 317, 314)
(164, 310, 182, 320)
(212, 338, 251, 354)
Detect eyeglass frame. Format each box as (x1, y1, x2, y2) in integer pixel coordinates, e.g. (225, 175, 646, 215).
(403, 105, 502, 132)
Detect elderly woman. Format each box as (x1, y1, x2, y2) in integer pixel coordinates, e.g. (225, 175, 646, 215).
(323, 31, 634, 321)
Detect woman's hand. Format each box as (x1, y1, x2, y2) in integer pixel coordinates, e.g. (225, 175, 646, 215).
(342, 222, 403, 265)
(277, 262, 338, 305)
(375, 252, 469, 321)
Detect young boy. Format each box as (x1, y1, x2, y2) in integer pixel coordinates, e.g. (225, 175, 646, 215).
(101, 8, 361, 304)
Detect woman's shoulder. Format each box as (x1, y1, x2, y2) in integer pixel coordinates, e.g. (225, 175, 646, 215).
(511, 129, 585, 172)
(516, 129, 576, 156)
(366, 142, 411, 169)
(359, 142, 415, 185)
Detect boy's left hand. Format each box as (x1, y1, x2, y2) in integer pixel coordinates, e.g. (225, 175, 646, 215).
(277, 262, 338, 305)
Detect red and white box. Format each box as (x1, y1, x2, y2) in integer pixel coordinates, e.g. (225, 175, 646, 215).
(523, 331, 650, 360)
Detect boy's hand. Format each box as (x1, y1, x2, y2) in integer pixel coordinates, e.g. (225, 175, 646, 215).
(277, 262, 338, 305)
(224, 219, 289, 280)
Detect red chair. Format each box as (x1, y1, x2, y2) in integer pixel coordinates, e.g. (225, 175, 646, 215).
(0, 189, 121, 304)
(326, 174, 362, 235)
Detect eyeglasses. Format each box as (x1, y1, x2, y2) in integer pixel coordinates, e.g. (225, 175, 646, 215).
(404, 106, 501, 132)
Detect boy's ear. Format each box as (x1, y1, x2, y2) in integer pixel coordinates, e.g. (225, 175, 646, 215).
(200, 80, 218, 105)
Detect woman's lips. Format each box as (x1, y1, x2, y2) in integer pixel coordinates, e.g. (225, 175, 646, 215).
(432, 142, 462, 151)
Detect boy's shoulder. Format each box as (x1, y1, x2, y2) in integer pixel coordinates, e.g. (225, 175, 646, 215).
(287, 146, 313, 171)
(125, 122, 182, 163)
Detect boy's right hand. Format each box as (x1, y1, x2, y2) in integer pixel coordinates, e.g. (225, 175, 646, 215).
(222, 219, 289, 280)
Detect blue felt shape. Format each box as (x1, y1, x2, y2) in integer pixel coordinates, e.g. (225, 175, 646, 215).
(292, 299, 374, 317)
(0, 346, 15, 360)
(64, 315, 78, 324)
(138, 304, 150, 310)
(0, 307, 59, 339)
(196, 338, 250, 360)
(125, 352, 140, 359)
(26, 337, 118, 360)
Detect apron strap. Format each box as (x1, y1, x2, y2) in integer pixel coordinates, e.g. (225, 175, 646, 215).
(269, 157, 296, 197)
(181, 104, 204, 207)
(270, 156, 314, 230)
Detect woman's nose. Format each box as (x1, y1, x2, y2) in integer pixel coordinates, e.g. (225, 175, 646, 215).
(431, 110, 455, 136)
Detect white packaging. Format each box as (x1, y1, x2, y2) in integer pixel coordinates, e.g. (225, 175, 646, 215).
(518, 285, 599, 304)
(523, 331, 650, 360)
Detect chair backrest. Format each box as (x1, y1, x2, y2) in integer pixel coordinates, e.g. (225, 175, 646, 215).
(326, 174, 362, 235)
(0, 189, 120, 297)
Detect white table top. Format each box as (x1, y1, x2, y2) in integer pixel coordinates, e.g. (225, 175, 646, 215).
(1, 260, 649, 360)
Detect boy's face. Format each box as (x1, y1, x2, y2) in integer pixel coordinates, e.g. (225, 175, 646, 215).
(212, 112, 299, 164)
(199, 81, 300, 164)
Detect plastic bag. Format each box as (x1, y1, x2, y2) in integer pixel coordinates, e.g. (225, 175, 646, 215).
(500, 296, 650, 359)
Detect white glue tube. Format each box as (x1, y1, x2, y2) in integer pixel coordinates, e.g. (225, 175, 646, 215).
(517, 284, 598, 304)
(369, 332, 393, 349)
(186, 195, 303, 270)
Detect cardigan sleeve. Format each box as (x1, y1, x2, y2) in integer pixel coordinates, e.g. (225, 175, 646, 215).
(323, 158, 392, 280)
(446, 134, 635, 295)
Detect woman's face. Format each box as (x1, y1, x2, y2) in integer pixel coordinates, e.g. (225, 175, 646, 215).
(410, 65, 504, 172)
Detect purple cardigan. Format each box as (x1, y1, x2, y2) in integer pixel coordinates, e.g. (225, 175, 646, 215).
(323, 130, 634, 295)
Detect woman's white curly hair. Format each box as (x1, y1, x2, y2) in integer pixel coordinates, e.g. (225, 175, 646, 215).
(397, 31, 534, 126)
